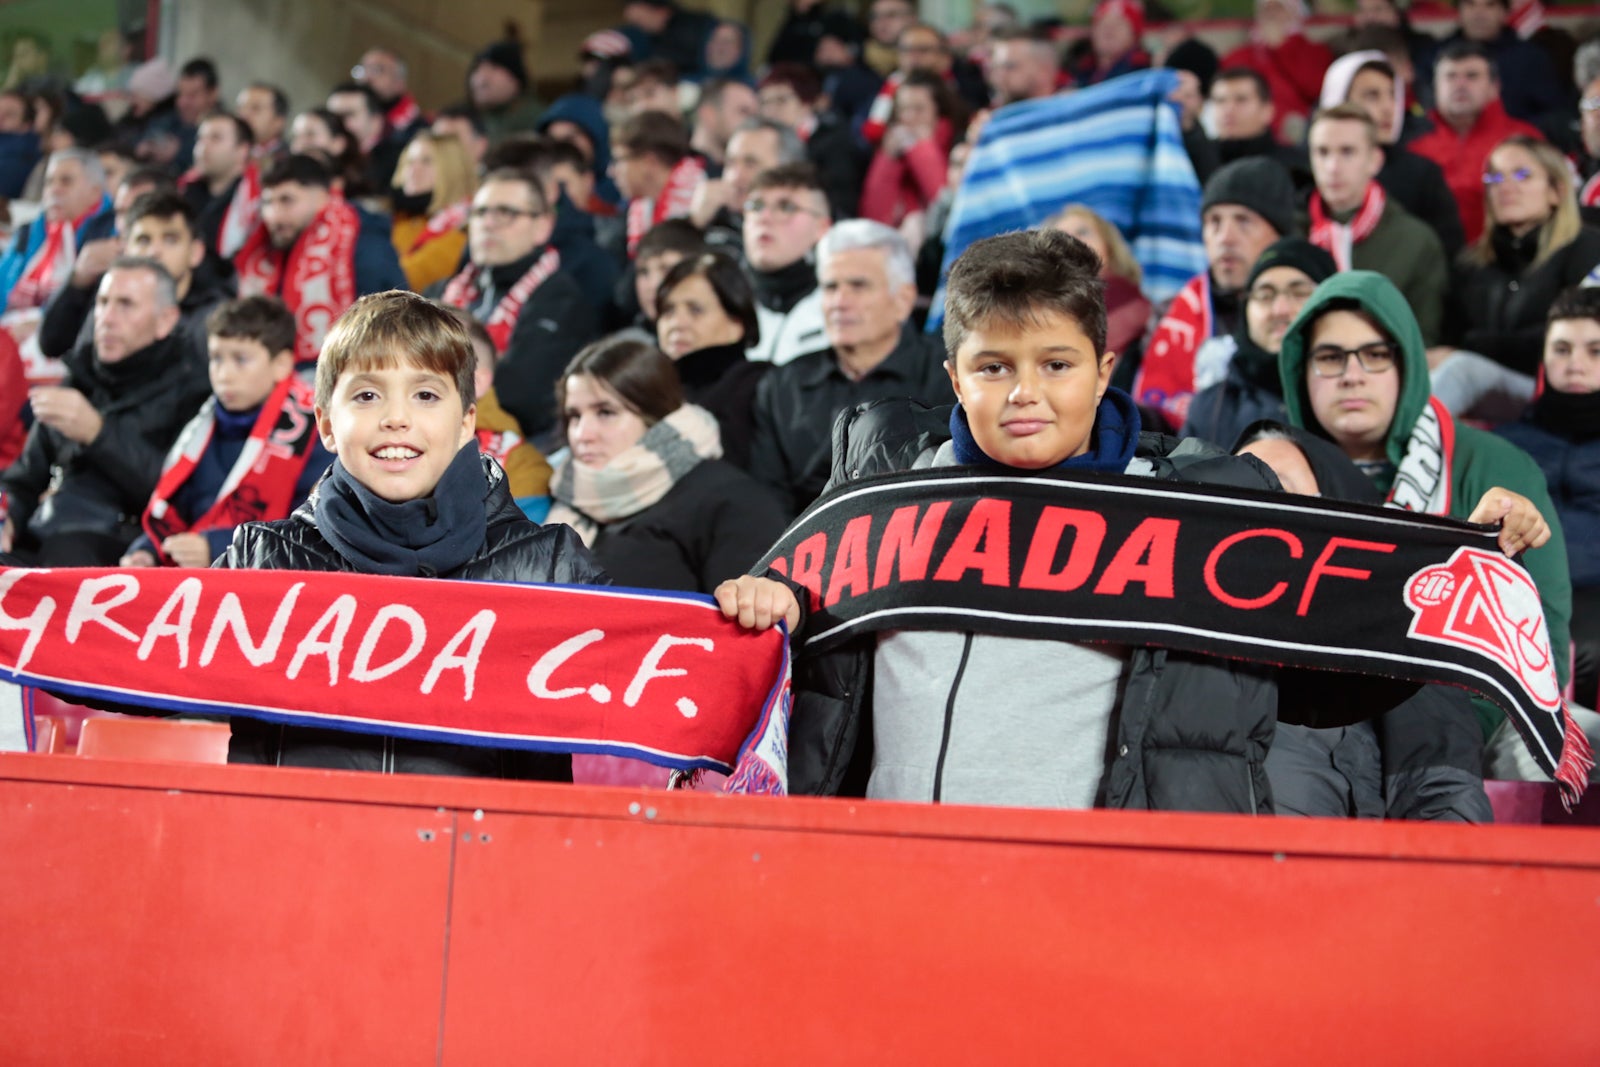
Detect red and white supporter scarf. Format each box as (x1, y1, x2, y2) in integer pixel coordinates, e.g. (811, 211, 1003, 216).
(387, 93, 422, 133)
(216, 163, 262, 259)
(1580, 171, 1600, 210)
(0, 566, 792, 794)
(1387, 395, 1456, 518)
(6, 204, 98, 312)
(234, 195, 361, 367)
(142, 375, 320, 562)
(625, 155, 707, 257)
(1309, 181, 1386, 272)
(440, 246, 561, 353)
(476, 427, 523, 469)
(408, 199, 469, 254)
(1134, 272, 1212, 426)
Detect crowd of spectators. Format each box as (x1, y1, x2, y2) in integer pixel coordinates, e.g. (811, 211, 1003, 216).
(3, 0, 1599, 813)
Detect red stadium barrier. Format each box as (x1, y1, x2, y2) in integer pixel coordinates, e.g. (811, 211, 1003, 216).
(0, 754, 1597, 1064)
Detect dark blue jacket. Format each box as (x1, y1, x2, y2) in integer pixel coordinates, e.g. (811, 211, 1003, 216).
(0, 131, 41, 198)
(353, 206, 409, 295)
(549, 192, 621, 314)
(1497, 418, 1600, 588)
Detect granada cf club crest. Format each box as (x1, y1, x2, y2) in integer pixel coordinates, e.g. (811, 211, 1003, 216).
(1404, 547, 1561, 711)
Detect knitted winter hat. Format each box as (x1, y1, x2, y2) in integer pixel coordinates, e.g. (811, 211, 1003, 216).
(1247, 237, 1337, 291)
(1201, 157, 1297, 238)
(473, 40, 530, 91)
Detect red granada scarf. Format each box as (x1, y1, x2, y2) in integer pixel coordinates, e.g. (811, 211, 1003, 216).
(6, 201, 102, 312)
(1309, 181, 1386, 272)
(1134, 272, 1211, 427)
(234, 195, 360, 366)
(142, 375, 320, 562)
(0, 566, 792, 793)
(625, 155, 707, 257)
(440, 246, 561, 353)
(407, 199, 469, 254)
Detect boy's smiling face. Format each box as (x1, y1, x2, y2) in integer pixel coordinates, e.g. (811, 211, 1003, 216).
(317, 359, 477, 502)
(946, 309, 1113, 469)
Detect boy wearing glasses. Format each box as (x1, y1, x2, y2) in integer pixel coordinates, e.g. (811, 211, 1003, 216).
(434, 167, 597, 442)
(1280, 268, 1571, 738)
(743, 163, 833, 366)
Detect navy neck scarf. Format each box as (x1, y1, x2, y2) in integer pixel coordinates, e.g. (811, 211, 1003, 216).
(948, 387, 1141, 475)
(314, 442, 489, 577)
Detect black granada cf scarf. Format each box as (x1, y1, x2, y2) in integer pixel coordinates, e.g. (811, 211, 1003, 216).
(755, 467, 1593, 806)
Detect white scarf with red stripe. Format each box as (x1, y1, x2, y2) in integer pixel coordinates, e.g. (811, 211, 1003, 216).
(215, 163, 263, 259)
(142, 375, 320, 562)
(407, 199, 469, 254)
(625, 156, 707, 257)
(439, 246, 562, 353)
(234, 195, 361, 367)
(387, 93, 422, 133)
(1309, 181, 1386, 272)
(6, 202, 102, 312)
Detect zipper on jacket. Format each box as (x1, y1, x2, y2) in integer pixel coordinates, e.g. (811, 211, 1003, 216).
(1247, 762, 1258, 816)
(931, 634, 975, 804)
(383, 736, 394, 774)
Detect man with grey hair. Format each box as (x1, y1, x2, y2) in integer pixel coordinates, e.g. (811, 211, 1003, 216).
(1576, 38, 1600, 220)
(749, 218, 949, 513)
(693, 117, 806, 252)
(1, 257, 209, 565)
(0, 148, 112, 318)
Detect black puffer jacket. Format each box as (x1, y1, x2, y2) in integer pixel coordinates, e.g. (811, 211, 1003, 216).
(218, 456, 608, 778)
(786, 400, 1286, 811)
(1447, 226, 1600, 376)
(1, 332, 209, 555)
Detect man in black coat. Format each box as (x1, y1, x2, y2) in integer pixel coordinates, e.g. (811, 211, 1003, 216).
(428, 168, 599, 444)
(1, 258, 210, 565)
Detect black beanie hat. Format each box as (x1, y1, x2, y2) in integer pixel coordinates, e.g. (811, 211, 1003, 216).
(1164, 38, 1220, 96)
(1247, 237, 1337, 292)
(1232, 421, 1382, 504)
(1201, 157, 1297, 240)
(473, 40, 530, 92)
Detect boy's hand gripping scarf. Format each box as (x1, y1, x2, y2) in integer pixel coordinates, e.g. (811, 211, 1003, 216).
(0, 569, 792, 795)
(753, 467, 1593, 806)
(142, 376, 321, 562)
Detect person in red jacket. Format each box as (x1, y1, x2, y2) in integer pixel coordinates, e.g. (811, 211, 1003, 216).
(1219, 0, 1332, 143)
(859, 70, 967, 235)
(1406, 39, 1541, 245)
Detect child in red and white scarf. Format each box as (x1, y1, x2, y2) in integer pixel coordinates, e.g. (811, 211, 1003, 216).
(122, 296, 331, 567)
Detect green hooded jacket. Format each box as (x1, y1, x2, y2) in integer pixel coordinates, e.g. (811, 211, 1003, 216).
(1278, 270, 1572, 735)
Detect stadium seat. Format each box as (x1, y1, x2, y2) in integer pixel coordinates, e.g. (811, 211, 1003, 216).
(76, 717, 231, 765)
(30, 715, 66, 754)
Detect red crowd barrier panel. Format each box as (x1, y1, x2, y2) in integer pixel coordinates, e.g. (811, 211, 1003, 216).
(0, 753, 1597, 1064)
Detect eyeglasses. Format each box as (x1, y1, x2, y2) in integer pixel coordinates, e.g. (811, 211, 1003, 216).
(1482, 167, 1535, 185)
(469, 205, 543, 223)
(1248, 281, 1318, 305)
(743, 196, 825, 218)
(1308, 341, 1398, 377)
